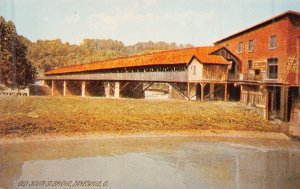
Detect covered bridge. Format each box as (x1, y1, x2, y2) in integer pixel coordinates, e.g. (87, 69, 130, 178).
(43, 46, 240, 100)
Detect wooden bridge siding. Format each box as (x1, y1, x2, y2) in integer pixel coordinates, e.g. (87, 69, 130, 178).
(44, 71, 187, 82)
(202, 65, 228, 81)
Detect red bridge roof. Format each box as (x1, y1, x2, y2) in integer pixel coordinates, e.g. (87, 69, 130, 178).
(45, 46, 229, 75)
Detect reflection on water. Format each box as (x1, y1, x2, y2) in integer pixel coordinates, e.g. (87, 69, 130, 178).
(1, 137, 300, 189)
(16, 153, 186, 189)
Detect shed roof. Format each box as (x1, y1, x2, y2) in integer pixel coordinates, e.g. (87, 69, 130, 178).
(45, 46, 229, 75)
(214, 10, 300, 44)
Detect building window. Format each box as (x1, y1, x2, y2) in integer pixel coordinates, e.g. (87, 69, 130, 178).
(255, 69, 260, 75)
(248, 60, 253, 70)
(269, 35, 277, 49)
(248, 40, 254, 52)
(267, 58, 278, 79)
(193, 65, 196, 75)
(237, 42, 243, 53)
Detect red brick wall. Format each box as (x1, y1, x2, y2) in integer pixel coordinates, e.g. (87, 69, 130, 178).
(216, 16, 300, 85)
(287, 16, 300, 84)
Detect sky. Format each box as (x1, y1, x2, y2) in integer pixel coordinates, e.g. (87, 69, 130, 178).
(0, 0, 300, 46)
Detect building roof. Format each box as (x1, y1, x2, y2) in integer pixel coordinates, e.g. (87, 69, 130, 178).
(193, 54, 229, 65)
(45, 46, 229, 75)
(214, 10, 300, 44)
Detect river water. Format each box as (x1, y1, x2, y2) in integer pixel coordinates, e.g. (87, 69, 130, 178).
(0, 136, 300, 189)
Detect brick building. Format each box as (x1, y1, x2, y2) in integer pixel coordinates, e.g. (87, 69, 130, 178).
(215, 10, 300, 121)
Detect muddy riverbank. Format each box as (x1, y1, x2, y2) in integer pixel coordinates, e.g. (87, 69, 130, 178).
(1, 136, 300, 189)
(0, 96, 281, 138)
(0, 130, 290, 144)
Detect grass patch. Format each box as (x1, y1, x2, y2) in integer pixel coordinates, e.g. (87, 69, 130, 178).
(0, 96, 280, 137)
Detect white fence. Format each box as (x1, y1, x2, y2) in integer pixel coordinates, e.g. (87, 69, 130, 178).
(0, 88, 29, 96)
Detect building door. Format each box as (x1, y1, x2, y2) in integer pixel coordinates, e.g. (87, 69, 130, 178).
(267, 58, 278, 79)
(268, 87, 281, 119)
(228, 60, 237, 79)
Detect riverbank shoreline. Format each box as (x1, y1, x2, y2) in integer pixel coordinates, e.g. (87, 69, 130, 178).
(0, 97, 286, 144)
(0, 130, 291, 144)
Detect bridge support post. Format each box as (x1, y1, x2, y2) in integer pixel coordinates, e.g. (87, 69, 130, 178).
(168, 84, 173, 99)
(187, 83, 190, 100)
(280, 86, 289, 121)
(51, 80, 54, 96)
(224, 83, 228, 102)
(114, 81, 120, 98)
(200, 83, 205, 101)
(105, 82, 111, 97)
(81, 81, 86, 97)
(264, 87, 269, 120)
(210, 83, 215, 100)
(63, 80, 67, 96)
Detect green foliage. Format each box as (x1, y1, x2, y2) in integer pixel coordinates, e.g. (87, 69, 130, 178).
(0, 17, 36, 89)
(81, 39, 125, 51)
(0, 17, 194, 84)
(26, 38, 193, 73)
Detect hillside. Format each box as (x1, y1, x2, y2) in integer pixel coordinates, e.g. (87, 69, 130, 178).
(25, 39, 193, 73)
(0, 16, 193, 75)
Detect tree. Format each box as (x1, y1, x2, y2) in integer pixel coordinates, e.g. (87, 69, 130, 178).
(0, 16, 36, 89)
(25, 38, 193, 73)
